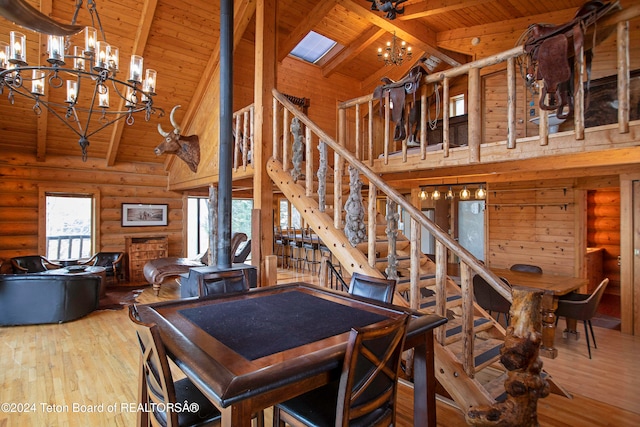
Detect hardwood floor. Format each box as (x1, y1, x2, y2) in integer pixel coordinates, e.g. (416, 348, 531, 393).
(1, 268, 639, 426)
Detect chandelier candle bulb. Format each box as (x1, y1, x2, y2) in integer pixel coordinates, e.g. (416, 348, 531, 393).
(84, 27, 96, 52)
(108, 46, 119, 72)
(125, 86, 136, 107)
(9, 31, 26, 65)
(31, 70, 45, 95)
(47, 35, 64, 64)
(129, 55, 143, 83)
(144, 69, 156, 94)
(99, 88, 109, 107)
(66, 80, 77, 103)
(95, 41, 110, 69)
(73, 46, 85, 71)
(0, 42, 8, 69)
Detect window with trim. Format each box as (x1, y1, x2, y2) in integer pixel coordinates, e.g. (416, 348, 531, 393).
(187, 197, 254, 259)
(279, 199, 301, 229)
(450, 94, 465, 117)
(45, 194, 94, 261)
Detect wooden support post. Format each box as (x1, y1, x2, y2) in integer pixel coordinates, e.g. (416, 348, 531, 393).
(265, 254, 277, 287)
(507, 57, 516, 149)
(468, 68, 481, 163)
(467, 288, 549, 427)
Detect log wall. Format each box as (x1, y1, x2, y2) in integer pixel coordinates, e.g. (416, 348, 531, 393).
(487, 179, 578, 275)
(0, 153, 183, 266)
(588, 188, 622, 296)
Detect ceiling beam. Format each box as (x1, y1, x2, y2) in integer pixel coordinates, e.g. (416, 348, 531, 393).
(399, 0, 493, 20)
(321, 26, 386, 78)
(163, 0, 256, 172)
(105, 0, 158, 167)
(340, 0, 466, 67)
(277, 0, 340, 63)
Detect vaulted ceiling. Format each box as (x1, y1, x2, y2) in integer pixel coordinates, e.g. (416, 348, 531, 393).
(0, 0, 605, 167)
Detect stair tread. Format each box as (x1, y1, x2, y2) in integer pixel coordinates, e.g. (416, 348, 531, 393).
(449, 337, 504, 372)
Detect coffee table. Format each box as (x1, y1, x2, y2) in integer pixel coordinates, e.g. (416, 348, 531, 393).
(42, 266, 107, 296)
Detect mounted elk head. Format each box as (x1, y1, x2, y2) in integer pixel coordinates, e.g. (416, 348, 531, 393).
(155, 105, 200, 173)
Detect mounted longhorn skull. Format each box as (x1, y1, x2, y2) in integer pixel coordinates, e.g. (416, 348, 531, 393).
(155, 105, 200, 173)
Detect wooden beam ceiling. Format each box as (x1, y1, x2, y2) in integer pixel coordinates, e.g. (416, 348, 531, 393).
(399, 0, 494, 20)
(339, 0, 467, 68)
(106, 0, 158, 166)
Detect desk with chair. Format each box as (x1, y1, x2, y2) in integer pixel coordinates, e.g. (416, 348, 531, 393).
(136, 283, 446, 427)
(491, 268, 588, 359)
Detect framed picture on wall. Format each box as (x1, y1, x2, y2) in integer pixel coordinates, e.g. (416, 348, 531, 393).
(122, 204, 168, 227)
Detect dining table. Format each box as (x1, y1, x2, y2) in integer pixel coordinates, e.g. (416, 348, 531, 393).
(491, 268, 588, 359)
(136, 282, 447, 427)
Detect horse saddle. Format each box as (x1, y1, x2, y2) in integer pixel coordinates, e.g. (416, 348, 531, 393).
(373, 66, 422, 141)
(524, 0, 620, 118)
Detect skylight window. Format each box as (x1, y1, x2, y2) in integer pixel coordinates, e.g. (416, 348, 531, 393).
(290, 31, 337, 64)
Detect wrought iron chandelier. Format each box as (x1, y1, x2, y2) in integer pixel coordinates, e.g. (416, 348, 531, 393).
(0, 0, 162, 161)
(377, 32, 412, 66)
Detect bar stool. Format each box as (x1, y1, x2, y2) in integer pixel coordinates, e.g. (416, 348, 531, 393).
(273, 226, 287, 268)
(287, 228, 304, 272)
(302, 228, 321, 274)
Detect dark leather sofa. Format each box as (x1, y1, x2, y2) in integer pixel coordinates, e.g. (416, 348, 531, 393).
(0, 274, 101, 325)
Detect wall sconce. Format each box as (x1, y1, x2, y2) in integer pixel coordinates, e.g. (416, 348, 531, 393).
(419, 187, 428, 201)
(445, 186, 454, 200)
(475, 185, 486, 199)
(460, 186, 471, 200)
(431, 189, 441, 200)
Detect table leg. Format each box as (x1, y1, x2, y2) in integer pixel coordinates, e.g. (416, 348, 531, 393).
(563, 317, 580, 339)
(412, 330, 437, 426)
(539, 293, 559, 359)
(221, 402, 253, 427)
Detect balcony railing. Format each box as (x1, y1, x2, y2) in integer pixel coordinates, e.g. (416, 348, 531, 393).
(46, 235, 91, 261)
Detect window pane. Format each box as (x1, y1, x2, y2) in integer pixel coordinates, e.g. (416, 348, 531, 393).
(290, 31, 337, 64)
(232, 199, 253, 239)
(46, 195, 92, 261)
(280, 199, 289, 228)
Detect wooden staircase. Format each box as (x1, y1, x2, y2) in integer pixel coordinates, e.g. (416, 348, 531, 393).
(267, 89, 570, 417)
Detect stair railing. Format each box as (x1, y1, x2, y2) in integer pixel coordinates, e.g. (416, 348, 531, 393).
(271, 88, 510, 377)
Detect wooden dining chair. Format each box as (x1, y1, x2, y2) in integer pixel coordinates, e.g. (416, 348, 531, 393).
(555, 278, 609, 359)
(273, 314, 410, 427)
(128, 304, 222, 427)
(348, 272, 397, 304)
(473, 274, 512, 326)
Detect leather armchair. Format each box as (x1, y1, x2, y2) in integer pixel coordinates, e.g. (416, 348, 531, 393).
(80, 252, 124, 283)
(11, 255, 61, 273)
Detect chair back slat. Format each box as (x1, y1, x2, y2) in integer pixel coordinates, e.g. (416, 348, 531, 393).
(336, 314, 410, 426)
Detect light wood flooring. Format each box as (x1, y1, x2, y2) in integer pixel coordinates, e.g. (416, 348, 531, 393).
(1, 268, 639, 426)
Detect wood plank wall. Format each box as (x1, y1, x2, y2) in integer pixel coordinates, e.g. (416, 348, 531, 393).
(0, 153, 184, 269)
(588, 188, 622, 295)
(487, 179, 577, 275)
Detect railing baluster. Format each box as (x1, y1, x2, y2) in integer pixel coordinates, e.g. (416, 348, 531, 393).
(385, 198, 398, 281)
(618, 20, 630, 134)
(435, 240, 448, 345)
(243, 110, 250, 170)
(283, 108, 290, 171)
(410, 217, 420, 310)
(368, 100, 373, 166)
(317, 141, 327, 212)
(305, 126, 313, 197)
(460, 262, 475, 377)
(367, 183, 377, 268)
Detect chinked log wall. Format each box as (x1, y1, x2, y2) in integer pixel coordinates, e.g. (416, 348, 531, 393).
(0, 153, 184, 265)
